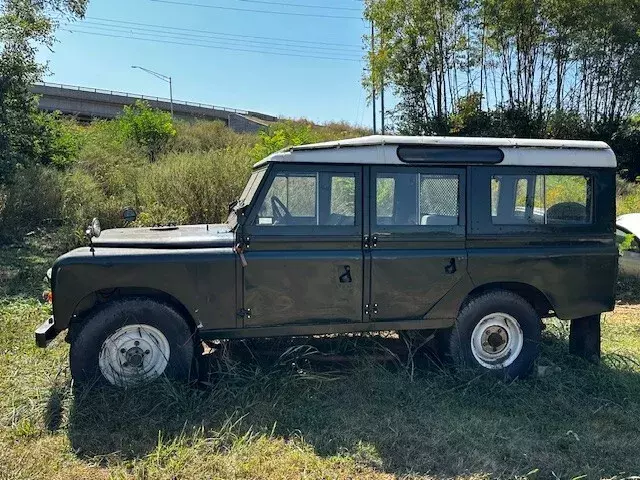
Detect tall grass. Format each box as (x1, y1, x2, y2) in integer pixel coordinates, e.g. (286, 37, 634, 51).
(137, 147, 253, 226)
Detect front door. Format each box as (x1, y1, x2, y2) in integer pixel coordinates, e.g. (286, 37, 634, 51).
(241, 164, 363, 327)
(367, 166, 467, 321)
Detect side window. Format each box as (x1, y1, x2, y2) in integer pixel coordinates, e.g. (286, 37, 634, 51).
(255, 171, 356, 226)
(420, 174, 459, 222)
(376, 176, 395, 224)
(492, 174, 592, 225)
(375, 171, 460, 226)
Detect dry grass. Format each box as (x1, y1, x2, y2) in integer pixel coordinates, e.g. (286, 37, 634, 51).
(1, 241, 640, 479)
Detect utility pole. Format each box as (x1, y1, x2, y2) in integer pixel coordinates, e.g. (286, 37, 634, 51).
(371, 20, 377, 134)
(131, 65, 174, 117)
(381, 77, 385, 134)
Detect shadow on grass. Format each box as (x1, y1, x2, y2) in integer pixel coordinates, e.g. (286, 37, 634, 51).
(61, 332, 640, 479)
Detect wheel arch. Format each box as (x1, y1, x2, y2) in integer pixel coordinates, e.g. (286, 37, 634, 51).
(460, 282, 553, 318)
(67, 287, 199, 338)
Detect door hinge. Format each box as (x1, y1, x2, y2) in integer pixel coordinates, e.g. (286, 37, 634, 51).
(238, 308, 252, 319)
(363, 235, 370, 249)
(365, 303, 379, 316)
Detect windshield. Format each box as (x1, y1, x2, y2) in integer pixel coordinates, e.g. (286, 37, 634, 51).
(227, 167, 267, 229)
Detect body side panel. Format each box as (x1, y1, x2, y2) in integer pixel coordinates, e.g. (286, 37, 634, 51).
(467, 166, 617, 319)
(52, 246, 237, 331)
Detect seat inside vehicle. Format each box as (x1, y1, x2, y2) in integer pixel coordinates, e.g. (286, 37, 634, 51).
(420, 214, 458, 225)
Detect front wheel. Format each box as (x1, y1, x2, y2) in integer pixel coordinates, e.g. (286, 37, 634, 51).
(444, 291, 541, 379)
(70, 297, 197, 388)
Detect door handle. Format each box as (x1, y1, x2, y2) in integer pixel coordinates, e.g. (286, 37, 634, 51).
(339, 265, 352, 283)
(444, 258, 457, 274)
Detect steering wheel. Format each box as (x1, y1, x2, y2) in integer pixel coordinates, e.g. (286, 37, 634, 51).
(270, 196, 293, 224)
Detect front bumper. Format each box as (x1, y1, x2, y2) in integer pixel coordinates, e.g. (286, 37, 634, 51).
(35, 316, 59, 348)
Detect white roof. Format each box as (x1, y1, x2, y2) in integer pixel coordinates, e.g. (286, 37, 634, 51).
(254, 135, 616, 168)
(617, 214, 640, 236)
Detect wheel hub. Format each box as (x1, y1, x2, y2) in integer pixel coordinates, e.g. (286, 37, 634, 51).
(124, 346, 145, 368)
(99, 324, 171, 387)
(470, 312, 524, 369)
(481, 326, 508, 354)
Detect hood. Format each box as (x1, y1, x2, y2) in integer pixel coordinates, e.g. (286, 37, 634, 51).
(92, 224, 235, 249)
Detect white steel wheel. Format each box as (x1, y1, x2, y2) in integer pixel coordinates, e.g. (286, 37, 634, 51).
(470, 312, 524, 369)
(98, 324, 171, 387)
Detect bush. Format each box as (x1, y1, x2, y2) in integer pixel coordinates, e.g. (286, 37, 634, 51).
(119, 100, 176, 162)
(137, 147, 254, 226)
(0, 166, 63, 241)
(171, 120, 253, 153)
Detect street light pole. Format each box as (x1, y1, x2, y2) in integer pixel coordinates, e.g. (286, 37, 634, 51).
(131, 65, 173, 117)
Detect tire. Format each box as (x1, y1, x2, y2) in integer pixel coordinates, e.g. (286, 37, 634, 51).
(444, 290, 541, 379)
(69, 297, 197, 388)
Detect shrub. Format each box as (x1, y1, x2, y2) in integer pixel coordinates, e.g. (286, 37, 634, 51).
(0, 166, 62, 241)
(171, 120, 253, 153)
(119, 100, 176, 162)
(137, 147, 253, 225)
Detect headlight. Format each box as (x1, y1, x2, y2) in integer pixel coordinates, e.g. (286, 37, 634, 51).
(46, 268, 52, 282)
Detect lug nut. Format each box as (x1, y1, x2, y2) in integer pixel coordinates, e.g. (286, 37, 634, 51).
(134, 341, 140, 346)
(120, 348, 126, 353)
(145, 350, 150, 355)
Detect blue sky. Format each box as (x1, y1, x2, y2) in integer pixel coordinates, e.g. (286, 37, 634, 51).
(38, 0, 378, 126)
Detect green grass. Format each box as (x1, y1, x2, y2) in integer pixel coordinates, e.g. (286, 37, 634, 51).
(1, 242, 640, 479)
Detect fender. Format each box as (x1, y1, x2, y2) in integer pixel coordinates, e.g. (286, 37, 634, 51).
(51, 246, 237, 331)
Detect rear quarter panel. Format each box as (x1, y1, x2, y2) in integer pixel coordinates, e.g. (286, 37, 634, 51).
(467, 166, 617, 319)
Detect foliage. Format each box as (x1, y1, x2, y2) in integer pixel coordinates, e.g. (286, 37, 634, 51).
(119, 100, 177, 162)
(251, 121, 320, 160)
(251, 120, 369, 160)
(0, 0, 87, 184)
(137, 147, 254, 226)
(365, 0, 640, 127)
(0, 117, 369, 244)
(170, 119, 254, 153)
(0, 166, 62, 241)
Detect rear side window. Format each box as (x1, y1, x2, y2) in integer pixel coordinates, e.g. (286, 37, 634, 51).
(491, 174, 592, 225)
(375, 172, 460, 226)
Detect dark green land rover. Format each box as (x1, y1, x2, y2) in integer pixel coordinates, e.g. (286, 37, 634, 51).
(36, 135, 618, 387)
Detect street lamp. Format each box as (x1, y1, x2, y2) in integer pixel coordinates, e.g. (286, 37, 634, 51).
(131, 65, 173, 117)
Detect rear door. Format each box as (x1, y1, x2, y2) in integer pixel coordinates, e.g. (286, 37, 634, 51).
(367, 166, 467, 321)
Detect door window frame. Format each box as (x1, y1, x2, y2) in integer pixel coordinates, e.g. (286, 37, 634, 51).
(243, 163, 363, 237)
(370, 165, 466, 235)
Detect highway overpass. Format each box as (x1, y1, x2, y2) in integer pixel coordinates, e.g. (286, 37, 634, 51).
(30, 82, 277, 133)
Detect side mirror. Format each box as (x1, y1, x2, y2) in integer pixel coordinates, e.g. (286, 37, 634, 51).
(121, 207, 137, 223)
(85, 217, 101, 239)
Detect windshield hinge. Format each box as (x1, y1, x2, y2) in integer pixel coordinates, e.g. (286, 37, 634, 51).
(238, 308, 252, 320)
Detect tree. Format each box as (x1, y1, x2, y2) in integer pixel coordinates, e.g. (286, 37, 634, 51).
(119, 100, 176, 162)
(364, 0, 640, 136)
(0, 0, 87, 184)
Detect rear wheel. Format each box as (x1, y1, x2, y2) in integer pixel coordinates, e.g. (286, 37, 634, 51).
(444, 291, 541, 379)
(70, 297, 197, 388)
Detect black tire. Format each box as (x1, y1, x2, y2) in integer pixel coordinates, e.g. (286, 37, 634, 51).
(69, 297, 197, 387)
(444, 290, 541, 379)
